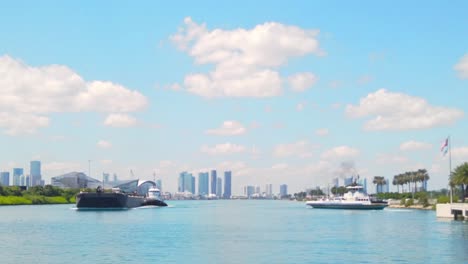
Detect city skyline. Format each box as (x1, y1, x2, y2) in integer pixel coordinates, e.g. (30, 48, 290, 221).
(0, 1, 467, 194)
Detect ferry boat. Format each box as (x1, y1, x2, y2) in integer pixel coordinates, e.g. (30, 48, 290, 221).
(306, 186, 388, 210)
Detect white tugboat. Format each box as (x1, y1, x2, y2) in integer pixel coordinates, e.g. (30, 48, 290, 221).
(306, 186, 388, 210)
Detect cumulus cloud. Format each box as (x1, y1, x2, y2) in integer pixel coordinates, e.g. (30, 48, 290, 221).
(201, 143, 246, 155)
(170, 17, 323, 98)
(0, 55, 148, 135)
(205, 120, 246, 136)
(452, 146, 468, 160)
(288, 72, 317, 92)
(296, 103, 305, 111)
(97, 140, 112, 149)
(399, 140, 432, 151)
(103, 114, 138, 127)
(454, 54, 468, 79)
(346, 89, 464, 131)
(321, 146, 359, 160)
(273, 140, 315, 158)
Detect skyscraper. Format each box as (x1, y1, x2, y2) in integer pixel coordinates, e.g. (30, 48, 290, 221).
(13, 168, 23, 186)
(280, 184, 288, 197)
(179, 172, 186, 192)
(0, 172, 9, 186)
(191, 175, 195, 194)
(210, 170, 217, 195)
(198, 172, 209, 196)
(223, 171, 232, 199)
(265, 184, 272, 196)
(216, 177, 222, 197)
(156, 179, 162, 191)
(30, 160, 41, 186)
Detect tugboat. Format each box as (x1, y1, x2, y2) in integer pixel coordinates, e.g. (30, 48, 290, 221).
(306, 185, 388, 210)
(142, 187, 167, 207)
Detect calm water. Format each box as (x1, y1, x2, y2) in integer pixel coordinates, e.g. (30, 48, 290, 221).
(0, 200, 466, 264)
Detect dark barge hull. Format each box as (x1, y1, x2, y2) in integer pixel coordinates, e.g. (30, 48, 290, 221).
(76, 192, 144, 209)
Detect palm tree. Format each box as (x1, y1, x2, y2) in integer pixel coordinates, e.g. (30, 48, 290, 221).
(392, 176, 399, 193)
(451, 162, 468, 201)
(373, 176, 387, 193)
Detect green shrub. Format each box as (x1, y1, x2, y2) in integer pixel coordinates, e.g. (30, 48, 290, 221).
(0, 196, 32, 205)
(405, 199, 414, 207)
(437, 196, 450, 204)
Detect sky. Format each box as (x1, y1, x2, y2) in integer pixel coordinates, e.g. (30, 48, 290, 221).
(0, 1, 467, 194)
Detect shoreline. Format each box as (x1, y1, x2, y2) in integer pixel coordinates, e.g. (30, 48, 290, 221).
(388, 204, 434, 210)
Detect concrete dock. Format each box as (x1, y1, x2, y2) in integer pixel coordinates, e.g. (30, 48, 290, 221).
(436, 203, 468, 220)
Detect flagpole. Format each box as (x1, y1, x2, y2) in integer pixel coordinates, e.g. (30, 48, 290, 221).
(449, 135, 453, 204)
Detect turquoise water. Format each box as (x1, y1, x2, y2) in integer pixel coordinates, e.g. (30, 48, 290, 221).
(0, 200, 466, 264)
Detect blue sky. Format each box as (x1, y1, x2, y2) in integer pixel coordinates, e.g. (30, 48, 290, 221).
(0, 1, 467, 194)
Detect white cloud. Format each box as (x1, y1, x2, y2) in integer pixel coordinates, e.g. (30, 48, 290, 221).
(100, 159, 113, 165)
(321, 146, 359, 160)
(273, 140, 314, 158)
(170, 17, 323, 98)
(103, 114, 137, 127)
(288, 72, 317, 92)
(315, 128, 329, 136)
(201, 143, 246, 155)
(346, 89, 464, 131)
(0, 55, 148, 135)
(97, 140, 112, 149)
(205, 120, 246, 136)
(0, 113, 49, 135)
(399, 140, 432, 151)
(452, 146, 468, 160)
(454, 54, 468, 79)
(296, 103, 305, 111)
(357, 75, 373, 85)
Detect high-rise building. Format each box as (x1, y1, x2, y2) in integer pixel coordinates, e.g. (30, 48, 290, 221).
(332, 177, 339, 188)
(216, 177, 222, 197)
(191, 175, 195, 194)
(156, 179, 162, 191)
(357, 178, 367, 194)
(210, 170, 217, 195)
(184, 173, 193, 193)
(178, 172, 186, 192)
(103, 173, 110, 183)
(280, 184, 288, 197)
(255, 186, 260, 194)
(265, 184, 273, 196)
(344, 176, 353, 186)
(198, 172, 209, 196)
(0, 172, 9, 186)
(113, 173, 118, 182)
(223, 171, 232, 199)
(25, 175, 31, 187)
(244, 185, 255, 197)
(13, 168, 23, 186)
(30, 160, 41, 186)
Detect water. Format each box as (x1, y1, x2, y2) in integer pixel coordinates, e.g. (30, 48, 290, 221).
(0, 200, 466, 264)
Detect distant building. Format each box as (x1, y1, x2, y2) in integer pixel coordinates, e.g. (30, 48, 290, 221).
(51, 172, 101, 188)
(113, 173, 118, 182)
(156, 179, 162, 191)
(198, 172, 209, 196)
(216, 177, 222, 197)
(0, 172, 9, 186)
(332, 177, 339, 188)
(103, 173, 110, 183)
(344, 176, 353, 186)
(25, 175, 31, 187)
(30, 160, 41, 186)
(223, 171, 232, 199)
(357, 178, 367, 194)
(210, 170, 217, 195)
(244, 185, 255, 197)
(191, 175, 195, 194)
(265, 184, 273, 196)
(13, 168, 23, 186)
(178, 172, 186, 192)
(280, 184, 288, 197)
